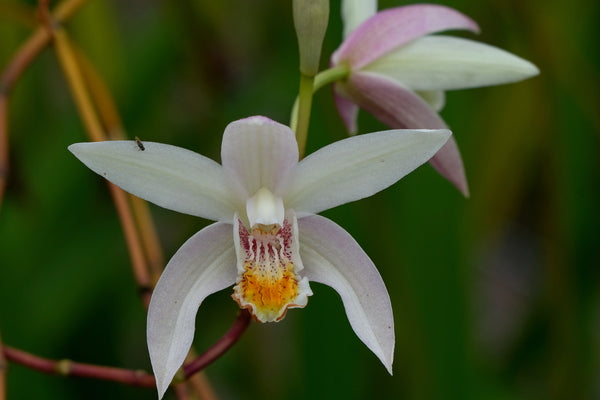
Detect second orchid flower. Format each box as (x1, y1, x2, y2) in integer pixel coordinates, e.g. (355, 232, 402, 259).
(332, 3, 539, 195)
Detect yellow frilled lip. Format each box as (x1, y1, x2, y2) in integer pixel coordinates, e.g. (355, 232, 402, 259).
(232, 212, 312, 322)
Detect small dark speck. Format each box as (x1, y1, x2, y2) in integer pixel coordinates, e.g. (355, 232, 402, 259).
(135, 136, 145, 151)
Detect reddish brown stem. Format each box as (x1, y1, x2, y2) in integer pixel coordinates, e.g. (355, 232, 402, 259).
(3, 346, 156, 387)
(2, 310, 251, 388)
(182, 310, 252, 377)
(0, 97, 8, 211)
(0, 333, 7, 400)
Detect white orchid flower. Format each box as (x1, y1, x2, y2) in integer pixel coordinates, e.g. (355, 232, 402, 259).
(333, 3, 539, 195)
(69, 116, 450, 398)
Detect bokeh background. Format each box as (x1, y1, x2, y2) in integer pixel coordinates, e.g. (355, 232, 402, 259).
(1, 0, 598, 399)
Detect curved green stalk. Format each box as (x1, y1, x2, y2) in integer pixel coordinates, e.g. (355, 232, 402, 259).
(291, 64, 351, 154)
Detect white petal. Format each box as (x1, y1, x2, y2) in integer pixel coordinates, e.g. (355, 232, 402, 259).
(147, 222, 237, 398)
(364, 35, 539, 91)
(416, 90, 446, 112)
(298, 215, 394, 373)
(342, 0, 377, 38)
(221, 116, 299, 199)
(286, 128, 451, 215)
(68, 141, 238, 222)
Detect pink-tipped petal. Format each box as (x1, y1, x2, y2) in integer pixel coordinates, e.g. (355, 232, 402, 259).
(343, 72, 469, 195)
(298, 215, 394, 373)
(221, 116, 299, 199)
(429, 136, 469, 197)
(346, 72, 447, 129)
(333, 87, 360, 134)
(147, 222, 237, 399)
(332, 4, 479, 70)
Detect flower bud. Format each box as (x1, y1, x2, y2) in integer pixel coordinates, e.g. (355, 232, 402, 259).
(293, 0, 329, 76)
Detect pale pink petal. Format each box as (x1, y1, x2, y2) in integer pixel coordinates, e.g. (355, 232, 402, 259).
(147, 222, 237, 398)
(332, 4, 479, 70)
(333, 87, 360, 134)
(429, 136, 469, 197)
(343, 72, 469, 195)
(221, 116, 299, 199)
(345, 72, 447, 129)
(298, 215, 394, 373)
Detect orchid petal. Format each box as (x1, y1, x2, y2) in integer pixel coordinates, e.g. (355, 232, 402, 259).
(416, 90, 446, 112)
(298, 215, 394, 373)
(333, 88, 360, 134)
(364, 35, 540, 91)
(429, 136, 469, 197)
(333, 4, 479, 70)
(286, 125, 450, 215)
(147, 222, 236, 399)
(340, 72, 469, 194)
(345, 72, 448, 129)
(342, 0, 377, 38)
(68, 141, 237, 222)
(221, 116, 299, 199)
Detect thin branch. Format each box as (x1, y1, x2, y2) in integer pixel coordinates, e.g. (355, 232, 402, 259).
(0, 0, 88, 209)
(72, 47, 125, 139)
(52, 28, 104, 141)
(0, 332, 7, 400)
(71, 48, 166, 281)
(3, 346, 156, 387)
(0, 3, 36, 28)
(2, 310, 252, 388)
(182, 310, 252, 378)
(0, 97, 8, 211)
(0, 0, 88, 95)
(108, 183, 153, 307)
(50, 26, 154, 306)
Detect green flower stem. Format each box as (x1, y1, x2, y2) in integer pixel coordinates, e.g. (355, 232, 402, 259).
(313, 64, 350, 92)
(294, 73, 315, 158)
(291, 64, 350, 155)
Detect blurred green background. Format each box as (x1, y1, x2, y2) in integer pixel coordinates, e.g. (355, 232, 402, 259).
(1, 0, 598, 399)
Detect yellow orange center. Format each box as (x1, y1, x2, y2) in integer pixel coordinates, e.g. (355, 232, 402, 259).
(233, 220, 307, 322)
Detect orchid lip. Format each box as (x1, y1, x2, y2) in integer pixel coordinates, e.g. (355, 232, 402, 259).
(232, 213, 312, 322)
